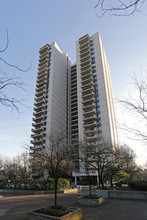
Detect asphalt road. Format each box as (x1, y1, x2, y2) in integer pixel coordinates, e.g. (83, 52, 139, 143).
(0, 192, 147, 220)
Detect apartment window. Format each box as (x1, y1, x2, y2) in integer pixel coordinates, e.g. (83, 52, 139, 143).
(92, 57, 95, 64)
(91, 51, 95, 56)
(90, 39, 94, 47)
(97, 102, 100, 107)
(98, 130, 102, 134)
(98, 121, 101, 127)
(94, 74, 97, 82)
(91, 48, 94, 52)
(93, 66, 96, 73)
(95, 84, 98, 91)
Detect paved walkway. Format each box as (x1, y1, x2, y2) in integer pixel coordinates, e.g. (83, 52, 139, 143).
(0, 192, 147, 219)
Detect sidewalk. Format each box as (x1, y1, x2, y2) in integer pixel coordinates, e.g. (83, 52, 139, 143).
(0, 192, 147, 219)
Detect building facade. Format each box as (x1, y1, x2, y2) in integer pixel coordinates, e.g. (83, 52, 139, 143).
(30, 33, 119, 179)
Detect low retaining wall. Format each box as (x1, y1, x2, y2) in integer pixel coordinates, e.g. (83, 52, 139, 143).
(109, 190, 147, 200)
(0, 188, 77, 195)
(81, 189, 147, 200)
(80, 189, 109, 198)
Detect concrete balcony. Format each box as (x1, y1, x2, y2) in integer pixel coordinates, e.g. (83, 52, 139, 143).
(39, 44, 49, 54)
(84, 135, 98, 142)
(31, 139, 43, 145)
(34, 95, 46, 103)
(82, 98, 95, 107)
(39, 55, 49, 63)
(80, 62, 92, 72)
(71, 117, 78, 123)
(82, 92, 95, 101)
(32, 120, 44, 128)
(32, 115, 44, 123)
(71, 123, 78, 129)
(71, 94, 77, 101)
(35, 89, 46, 97)
(33, 109, 44, 117)
(80, 49, 90, 58)
(83, 121, 97, 128)
(31, 133, 43, 138)
(81, 71, 93, 81)
(82, 82, 94, 91)
(79, 34, 89, 45)
(83, 115, 97, 122)
(39, 55, 49, 64)
(71, 81, 77, 88)
(33, 104, 45, 112)
(38, 63, 48, 72)
(79, 38, 89, 47)
(31, 126, 44, 133)
(34, 99, 45, 107)
(36, 75, 47, 84)
(38, 58, 49, 67)
(81, 67, 92, 76)
(80, 53, 91, 63)
(35, 84, 46, 93)
(83, 110, 97, 119)
(37, 67, 48, 76)
(81, 76, 93, 86)
(82, 86, 94, 94)
(71, 77, 77, 84)
(84, 127, 98, 135)
(71, 111, 78, 117)
(80, 58, 91, 68)
(71, 118, 78, 123)
(71, 126, 78, 132)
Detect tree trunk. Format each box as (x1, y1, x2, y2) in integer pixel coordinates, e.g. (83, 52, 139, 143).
(110, 177, 113, 187)
(54, 179, 58, 208)
(89, 184, 92, 195)
(99, 175, 104, 189)
(101, 178, 104, 189)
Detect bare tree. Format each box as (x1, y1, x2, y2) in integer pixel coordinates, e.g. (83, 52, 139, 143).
(119, 75, 147, 144)
(0, 156, 15, 180)
(30, 133, 73, 208)
(95, 0, 145, 17)
(105, 145, 136, 185)
(0, 151, 31, 181)
(13, 151, 31, 179)
(80, 141, 136, 188)
(79, 141, 116, 188)
(0, 28, 30, 112)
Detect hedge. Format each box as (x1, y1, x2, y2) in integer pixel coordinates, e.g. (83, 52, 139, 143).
(130, 180, 147, 191)
(0, 178, 70, 190)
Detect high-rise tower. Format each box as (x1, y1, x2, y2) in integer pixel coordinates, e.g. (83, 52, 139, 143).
(30, 33, 119, 179)
(30, 42, 71, 177)
(76, 33, 118, 147)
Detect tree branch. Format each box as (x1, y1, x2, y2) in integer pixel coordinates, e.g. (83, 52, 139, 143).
(95, 0, 145, 17)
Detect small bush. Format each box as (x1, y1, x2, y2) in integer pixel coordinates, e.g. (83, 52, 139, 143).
(36, 205, 69, 217)
(57, 178, 70, 190)
(130, 181, 147, 191)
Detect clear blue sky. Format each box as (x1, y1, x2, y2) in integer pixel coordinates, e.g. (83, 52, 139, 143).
(0, 0, 147, 165)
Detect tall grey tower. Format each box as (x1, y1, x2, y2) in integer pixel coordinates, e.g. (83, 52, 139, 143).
(30, 33, 119, 179)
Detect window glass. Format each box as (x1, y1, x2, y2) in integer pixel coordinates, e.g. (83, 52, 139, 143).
(92, 57, 95, 64)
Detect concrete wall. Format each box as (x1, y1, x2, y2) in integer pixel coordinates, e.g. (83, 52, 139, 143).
(80, 189, 147, 200)
(109, 190, 147, 200)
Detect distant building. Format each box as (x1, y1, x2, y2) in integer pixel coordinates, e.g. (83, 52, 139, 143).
(30, 33, 119, 180)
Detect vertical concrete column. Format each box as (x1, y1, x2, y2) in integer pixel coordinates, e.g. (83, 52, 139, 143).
(75, 176, 77, 186)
